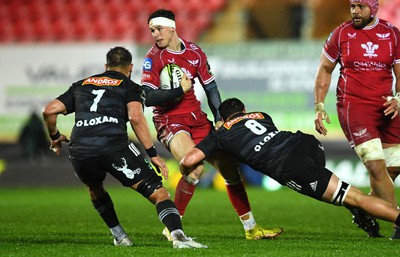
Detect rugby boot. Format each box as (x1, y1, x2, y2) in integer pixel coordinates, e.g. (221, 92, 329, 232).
(348, 207, 383, 238)
(390, 225, 400, 240)
(245, 224, 283, 240)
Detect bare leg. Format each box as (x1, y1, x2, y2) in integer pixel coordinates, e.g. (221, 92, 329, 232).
(322, 174, 400, 225)
(207, 151, 283, 239)
(365, 159, 397, 208)
(169, 132, 203, 215)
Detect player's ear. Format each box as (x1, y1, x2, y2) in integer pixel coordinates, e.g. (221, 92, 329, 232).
(129, 63, 133, 73)
(104, 64, 108, 71)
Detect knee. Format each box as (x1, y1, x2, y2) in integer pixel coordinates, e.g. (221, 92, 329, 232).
(148, 187, 170, 204)
(387, 167, 400, 181)
(187, 163, 204, 180)
(364, 160, 387, 178)
(223, 174, 242, 185)
(88, 185, 106, 200)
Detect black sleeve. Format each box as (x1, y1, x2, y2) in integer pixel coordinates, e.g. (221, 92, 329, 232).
(56, 84, 76, 114)
(203, 81, 222, 123)
(126, 81, 145, 105)
(142, 85, 184, 106)
(195, 131, 219, 158)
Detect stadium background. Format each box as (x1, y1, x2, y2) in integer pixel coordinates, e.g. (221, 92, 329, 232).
(0, 0, 400, 189)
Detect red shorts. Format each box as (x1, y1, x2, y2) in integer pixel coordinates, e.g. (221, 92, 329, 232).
(337, 101, 400, 147)
(153, 110, 213, 148)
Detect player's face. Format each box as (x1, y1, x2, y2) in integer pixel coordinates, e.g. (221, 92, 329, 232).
(149, 25, 173, 49)
(350, 3, 373, 29)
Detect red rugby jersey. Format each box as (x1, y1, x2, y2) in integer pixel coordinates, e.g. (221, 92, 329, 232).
(323, 18, 400, 104)
(141, 38, 215, 116)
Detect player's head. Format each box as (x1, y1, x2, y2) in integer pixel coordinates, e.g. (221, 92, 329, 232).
(148, 9, 177, 49)
(350, 0, 378, 28)
(350, 0, 378, 29)
(219, 98, 245, 121)
(148, 9, 176, 26)
(350, 0, 378, 17)
(105, 46, 133, 77)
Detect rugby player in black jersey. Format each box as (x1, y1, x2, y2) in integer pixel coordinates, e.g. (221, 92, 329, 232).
(180, 98, 400, 237)
(42, 46, 206, 249)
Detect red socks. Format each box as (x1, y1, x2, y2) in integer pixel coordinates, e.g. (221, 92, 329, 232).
(226, 182, 251, 216)
(174, 177, 196, 216)
(174, 178, 251, 218)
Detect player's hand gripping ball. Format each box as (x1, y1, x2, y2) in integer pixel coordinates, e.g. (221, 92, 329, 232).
(160, 63, 185, 102)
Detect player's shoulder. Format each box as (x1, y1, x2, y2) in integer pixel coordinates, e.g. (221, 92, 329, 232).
(181, 38, 204, 53)
(333, 20, 353, 33)
(325, 21, 354, 42)
(377, 18, 393, 27)
(376, 18, 400, 32)
(143, 45, 165, 68)
(73, 78, 86, 87)
(145, 44, 163, 57)
(123, 76, 138, 86)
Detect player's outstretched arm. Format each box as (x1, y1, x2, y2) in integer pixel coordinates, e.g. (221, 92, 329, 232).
(142, 86, 184, 106)
(383, 64, 400, 119)
(128, 101, 157, 150)
(128, 101, 169, 178)
(204, 80, 222, 123)
(180, 147, 206, 175)
(42, 99, 69, 155)
(150, 156, 169, 180)
(314, 53, 336, 136)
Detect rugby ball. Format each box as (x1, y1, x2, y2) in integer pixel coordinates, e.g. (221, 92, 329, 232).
(160, 64, 184, 90)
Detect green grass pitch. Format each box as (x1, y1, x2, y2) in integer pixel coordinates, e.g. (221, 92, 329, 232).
(1, 186, 399, 257)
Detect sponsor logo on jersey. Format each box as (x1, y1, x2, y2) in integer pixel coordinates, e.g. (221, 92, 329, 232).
(352, 128, 367, 137)
(83, 77, 122, 86)
(254, 131, 279, 152)
(189, 43, 199, 50)
(143, 58, 152, 71)
(310, 181, 318, 192)
(348, 32, 356, 39)
(361, 42, 379, 58)
(224, 113, 264, 129)
(76, 116, 118, 127)
(112, 157, 141, 179)
(188, 59, 199, 66)
(141, 73, 152, 81)
(376, 33, 390, 40)
(167, 58, 176, 63)
(353, 61, 387, 71)
(176, 67, 192, 79)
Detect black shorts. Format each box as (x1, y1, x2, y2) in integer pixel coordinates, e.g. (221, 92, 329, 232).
(70, 142, 161, 188)
(280, 134, 333, 200)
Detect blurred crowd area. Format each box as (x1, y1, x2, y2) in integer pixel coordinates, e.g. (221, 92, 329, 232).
(1, 0, 400, 44)
(2, 0, 399, 188)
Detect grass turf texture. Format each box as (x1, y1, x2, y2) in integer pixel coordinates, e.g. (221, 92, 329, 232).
(0, 187, 399, 257)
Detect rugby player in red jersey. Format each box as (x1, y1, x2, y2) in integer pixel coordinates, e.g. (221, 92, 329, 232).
(141, 9, 283, 240)
(314, 0, 400, 239)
